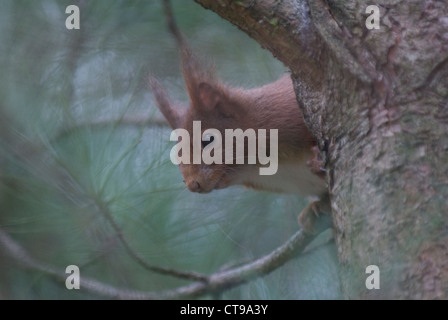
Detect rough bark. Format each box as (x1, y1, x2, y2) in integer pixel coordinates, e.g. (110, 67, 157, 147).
(195, 0, 448, 299)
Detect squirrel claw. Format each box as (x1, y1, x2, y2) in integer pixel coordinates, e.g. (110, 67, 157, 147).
(307, 146, 326, 178)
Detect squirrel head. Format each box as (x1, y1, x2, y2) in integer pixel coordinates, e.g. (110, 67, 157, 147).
(150, 47, 256, 193)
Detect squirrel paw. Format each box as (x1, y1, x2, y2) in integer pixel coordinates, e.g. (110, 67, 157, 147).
(307, 145, 326, 178)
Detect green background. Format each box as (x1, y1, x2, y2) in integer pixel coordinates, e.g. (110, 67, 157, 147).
(0, 0, 340, 299)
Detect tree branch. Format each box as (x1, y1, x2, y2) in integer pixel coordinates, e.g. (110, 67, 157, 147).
(306, 0, 376, 84)
(93, 197, 208, 282)
(0, 224, 324, 299)
(194, 0, 325, 90)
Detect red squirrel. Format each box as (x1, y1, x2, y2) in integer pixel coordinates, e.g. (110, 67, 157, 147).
(150, 46, 329, 225)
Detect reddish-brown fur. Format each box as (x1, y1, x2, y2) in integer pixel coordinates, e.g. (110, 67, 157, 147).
(150, 47, 327, 198)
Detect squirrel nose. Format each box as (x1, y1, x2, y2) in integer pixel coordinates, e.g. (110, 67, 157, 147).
(187, 181, 201, 192)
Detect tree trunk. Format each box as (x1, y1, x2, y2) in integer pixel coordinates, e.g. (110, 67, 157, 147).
(195, 0, 448, 299)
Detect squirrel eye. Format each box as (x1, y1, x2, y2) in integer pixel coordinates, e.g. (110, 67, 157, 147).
(202, 134, 215, 148)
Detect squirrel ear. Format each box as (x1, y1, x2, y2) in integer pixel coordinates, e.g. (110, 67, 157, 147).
(198, 82, 221, 109)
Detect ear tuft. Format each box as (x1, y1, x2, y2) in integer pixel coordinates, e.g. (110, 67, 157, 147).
(149, 76, 184, 129)
(198, 83, 221, 109)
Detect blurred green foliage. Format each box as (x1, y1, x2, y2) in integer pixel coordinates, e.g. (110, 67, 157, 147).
(0, 0, 340, 299)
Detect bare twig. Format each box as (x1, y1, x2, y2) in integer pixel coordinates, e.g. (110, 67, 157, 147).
(54, 115, 169, 140)
(17, 115, 169, 160)
(0, 225, 321, 299)
(93, 199, 208, 282)
(46, 139, 207, 282)
(0, 227, 158, 299)
(2, 109, 201, 283)
(162, 0, 185, 46)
